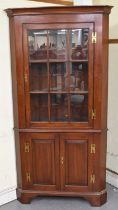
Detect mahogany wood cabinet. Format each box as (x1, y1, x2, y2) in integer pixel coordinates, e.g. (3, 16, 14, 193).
(6, 6, 112, 206)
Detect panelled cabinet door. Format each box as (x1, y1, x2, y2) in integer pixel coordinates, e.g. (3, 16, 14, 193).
(60, 133, 94, 192)
(20, 133, 60, 191)
(23, 22, 94, 128)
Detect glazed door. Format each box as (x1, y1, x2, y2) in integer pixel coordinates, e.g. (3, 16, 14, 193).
(20, 133, 60, 191)
(23, 23, 94, 128)
(60, 133, 94, 192)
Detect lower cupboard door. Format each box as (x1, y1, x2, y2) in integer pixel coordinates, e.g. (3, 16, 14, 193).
(60, 133, 94, 192)
(20, 133, 60, 191)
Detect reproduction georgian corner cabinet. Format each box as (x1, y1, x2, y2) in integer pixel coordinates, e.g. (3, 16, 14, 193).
(6, 6, 112, 206)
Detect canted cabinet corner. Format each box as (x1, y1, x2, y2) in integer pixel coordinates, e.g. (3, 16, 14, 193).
(6, 6, 112, 206)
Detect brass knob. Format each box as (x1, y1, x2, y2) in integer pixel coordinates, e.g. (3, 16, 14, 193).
(61, 157, 64, 165)
(64, 114, 68, 118)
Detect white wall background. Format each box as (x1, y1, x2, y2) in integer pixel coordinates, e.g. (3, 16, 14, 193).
(0, 0, 61, 206)
(0, 0, 118, 206)
(74, 0, 92, 5)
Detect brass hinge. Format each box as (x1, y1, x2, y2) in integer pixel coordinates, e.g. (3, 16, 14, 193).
(26, 173, 31, 182)
(92, 32, 97, 43)
(24, 73, 28, 82)
(25, 142, 30, 153)
(91, 109, 96, 120)
(90, 174, 95, 184)
(91, 144, 96, 154)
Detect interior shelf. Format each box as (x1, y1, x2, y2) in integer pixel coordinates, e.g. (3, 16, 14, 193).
(29, 59, 88, 63)
(29, 59, 47, 63)
(29, 90, 88, 94)
(70, 59, 88, 63)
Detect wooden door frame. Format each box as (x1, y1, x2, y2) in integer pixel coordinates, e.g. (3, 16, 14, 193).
(23, 22, 94, 129)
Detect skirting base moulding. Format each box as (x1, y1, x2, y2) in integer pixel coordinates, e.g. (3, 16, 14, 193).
(0, 186, 16, 206)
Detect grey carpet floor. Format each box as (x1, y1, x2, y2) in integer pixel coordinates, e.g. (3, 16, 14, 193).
(0, 185, 118, 210)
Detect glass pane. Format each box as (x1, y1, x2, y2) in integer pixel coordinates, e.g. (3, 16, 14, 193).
(50, 63, 68, 91)
(27, 28, 90, 123)
(71, 29, 89, 60)
(50, 94, 68, 121)
(29, 63, 48, 91)
(70, 94, 88, 121)
(48, 30, 67, 60)
(28, 30, 47, 60)
(30, 94, 48, 121)
(70, 62, 88, 92)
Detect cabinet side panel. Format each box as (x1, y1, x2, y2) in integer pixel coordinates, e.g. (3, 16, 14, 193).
(9, 18, 22, 188)
(10, 17, 26, 128)
(94, 14, 109, 129)
(101, 15, 109, 129)
(93, 132, 107, 191)
(9, 17, 18, 127)
(14, 130, 22, 188)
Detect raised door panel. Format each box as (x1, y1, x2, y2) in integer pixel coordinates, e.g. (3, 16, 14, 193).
(60, 133, 93, 192)
(20, 133, 60, 191)
(32, 139, 55, 186)
(65, 139, 88, 186)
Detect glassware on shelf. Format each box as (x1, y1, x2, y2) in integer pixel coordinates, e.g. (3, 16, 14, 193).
(71, 29, 89, 60)
(28, 30, 47, 60)
(48, 30, 67, 60)
(70, 63, 88, 92)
